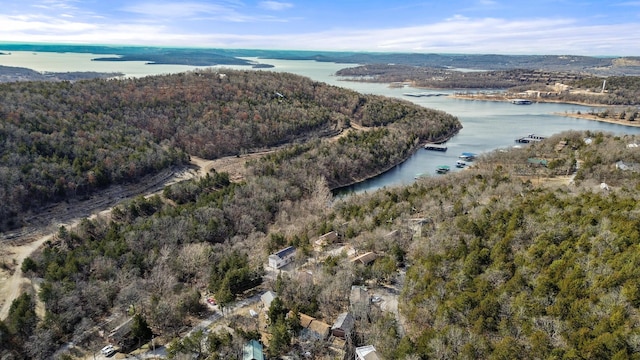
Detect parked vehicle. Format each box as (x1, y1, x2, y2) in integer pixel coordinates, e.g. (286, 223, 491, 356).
(101, 344, 116, 356)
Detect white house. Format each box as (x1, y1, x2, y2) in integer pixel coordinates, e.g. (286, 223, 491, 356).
(268, 246, 296, 269)
(355, 345, 381, 360)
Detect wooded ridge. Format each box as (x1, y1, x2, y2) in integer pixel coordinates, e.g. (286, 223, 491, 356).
(0, 69, 460, 233)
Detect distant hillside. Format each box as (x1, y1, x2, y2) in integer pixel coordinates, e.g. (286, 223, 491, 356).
(0, 65, 121, 82)
(2, 43, 640, 75)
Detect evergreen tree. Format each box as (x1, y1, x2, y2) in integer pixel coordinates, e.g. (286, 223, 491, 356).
(130, 313, 153, 347)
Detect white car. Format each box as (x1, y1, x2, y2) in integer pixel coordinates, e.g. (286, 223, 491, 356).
(101, 345, 116, 356)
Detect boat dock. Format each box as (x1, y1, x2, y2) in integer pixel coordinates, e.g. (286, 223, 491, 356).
(424, 143, 448, 151)
(459, 152, 477, 161)
(404, 92, 447, 97)
(515, 134, 546, 143)
(436, 165, 450, 174)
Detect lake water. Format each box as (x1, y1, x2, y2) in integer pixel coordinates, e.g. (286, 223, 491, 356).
(2, 51, 638, 194)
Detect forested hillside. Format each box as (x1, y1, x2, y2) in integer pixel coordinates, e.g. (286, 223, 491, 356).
(325, 131, 640, 359)
(0, 70, 460, 232)
(5, 129, 640, 359)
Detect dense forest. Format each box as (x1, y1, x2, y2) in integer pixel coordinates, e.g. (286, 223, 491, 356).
(0, 69, 460, 232)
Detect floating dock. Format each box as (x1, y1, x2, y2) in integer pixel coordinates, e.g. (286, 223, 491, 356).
(424, 143, 448, 151)
(404, 92, 447, 97)
(515, 134, 546, 143)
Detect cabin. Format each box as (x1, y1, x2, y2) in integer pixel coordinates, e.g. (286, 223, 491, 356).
(268, 246, 296, 269)
(351, 251, 377, 265)
(243, 339, 264, 360)
(331, 312, 355, 339)
(315, 231, 339, 247)
(107, 317, 133, 347)
(355, 345, 382, 360)
(299, 313, 331, 340)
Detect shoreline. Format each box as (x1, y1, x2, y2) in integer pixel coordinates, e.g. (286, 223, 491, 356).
(449, 94, 640, 128)
(448, 93, 608, 108)
(554, 112, 640, 127)
(331, 126, 462, 192)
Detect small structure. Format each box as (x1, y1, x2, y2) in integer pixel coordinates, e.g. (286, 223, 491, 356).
(331, 312, 355, 339)
(355, 345, 382, 360)
(616, 161, 640, 172)
(107, 317, 133, 347)
(261, 291, 276, 310)
(350, 286, 370, 320)
(351, 252, 377, 265)
(555, 140, 568, 152)
(268, 246, 296, 269)
(243, 339, 264, 360)
(315, 231, 339, 247)
(299, 313, 331, 340)
(527, 158, 548, 167)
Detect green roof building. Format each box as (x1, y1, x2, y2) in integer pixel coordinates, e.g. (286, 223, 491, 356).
(243, 339, 264, 360)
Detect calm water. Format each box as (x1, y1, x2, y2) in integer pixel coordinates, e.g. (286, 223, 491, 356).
(249, 58, 640, 194)
(2, 51, 638, 194)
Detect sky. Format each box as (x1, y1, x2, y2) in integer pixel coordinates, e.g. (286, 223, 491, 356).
(1, 0, 640, 56)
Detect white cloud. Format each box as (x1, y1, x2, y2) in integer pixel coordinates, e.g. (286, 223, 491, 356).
(122, 1, 240, 19)
(259, 1, 293, 11)
(31, 0, 78, 11)
(1, 8, 639, 56)
(120, 1, 287, 23)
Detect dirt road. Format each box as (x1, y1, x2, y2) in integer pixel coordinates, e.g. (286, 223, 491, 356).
(0, 161, 204, 320)
(0, 126, 357, 320)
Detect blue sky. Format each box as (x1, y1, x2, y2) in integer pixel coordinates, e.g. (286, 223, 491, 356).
(1, 0, 639, 55)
